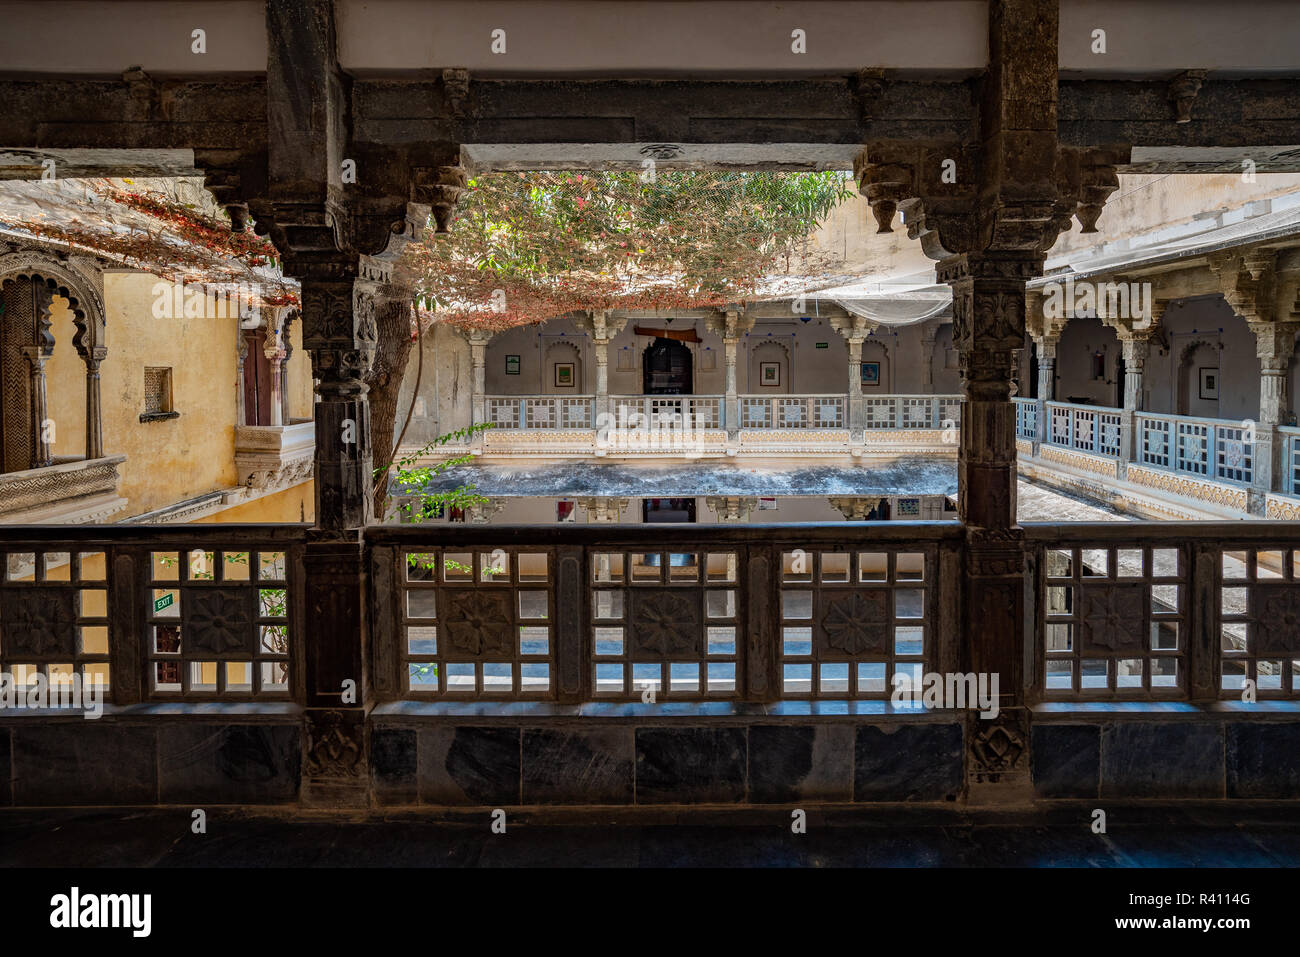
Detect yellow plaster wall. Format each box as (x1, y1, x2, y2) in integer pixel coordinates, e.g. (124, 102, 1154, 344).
(100, 273, 241, 518)
(39, 273, 317, 523)
(286, 316, 314, 421)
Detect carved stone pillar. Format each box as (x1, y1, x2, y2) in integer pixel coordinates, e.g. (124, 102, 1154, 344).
(302, 279, 376, 532)
(1032, 336, 1056, 450)
(83, 346, 106, 460)
(706, 308, 752, 440)
(831, 315, 871, 436)
(578, 496, 629, 523)
(264, 315, 287, 427)
(465, 498, 504, 524)
(1117, 335, 1150, 478)
(828, 496, 881, 520)
(462, 327, 494, 440)
(1251, 320, 1299, 497)
(236, 328, 250, 427)
(578, 310, 627, 426)
(20, 345, 52, 468)
(705, 495, 758, 522)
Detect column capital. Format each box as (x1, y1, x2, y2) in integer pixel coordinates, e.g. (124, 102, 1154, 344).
(704, 307, 754, 341)
(577, 497, 630, 522)
(576, 309, 629, 343)
(705, 496, 759, 522)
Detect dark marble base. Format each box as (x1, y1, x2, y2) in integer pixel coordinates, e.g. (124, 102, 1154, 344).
(158, 724, 300, 804)
(854, 724, 963, 802)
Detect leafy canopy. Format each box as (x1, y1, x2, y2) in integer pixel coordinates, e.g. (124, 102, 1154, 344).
(404, 169, 852, 328)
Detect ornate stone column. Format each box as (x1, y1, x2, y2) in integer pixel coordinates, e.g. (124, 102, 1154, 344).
(20, 345, 52, 468)
(578, 496, 629, 522)
(235, 328, 249, 426)
(578, 310, 628, 426)
(705, 495, 758, 522)
(463, 326, 494, 439)
(1252, 320, 1299, 496)
(1209, 249, 1297, 507)
(706, 307, 753, 442)
(82, 346, 106, 460)
(264, 310, 287, 427)
(1115, 332, 1156, 478)
(831, 314, 871, 437)
(856, 0, 1128, 797)
(920, 326, 938, 393)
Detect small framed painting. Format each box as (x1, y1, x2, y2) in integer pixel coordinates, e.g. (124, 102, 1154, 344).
(861, 361, 881, 387)
(1199, 367, 1219, 400)
(759, 362, 781, 387)
(505, 354, 521, 375)
(554, 362, 575, 388)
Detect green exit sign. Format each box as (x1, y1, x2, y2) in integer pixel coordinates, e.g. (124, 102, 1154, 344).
(815, 341, 828, 349)
(154, 593, 174, 613)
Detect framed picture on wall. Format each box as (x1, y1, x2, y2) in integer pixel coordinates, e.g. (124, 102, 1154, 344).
(554, 362, 575, 388)
(505, 355, 520, 375)
(759, 361, 781, 387)
(861, 361, 881, 387)
(1199, 367, 1219, 400)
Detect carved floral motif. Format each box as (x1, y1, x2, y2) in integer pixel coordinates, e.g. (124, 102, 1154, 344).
(0, 589, 77, 656)
(1079, 584, 1146, 653)
(1256, 587, 1300, 656)
(818, 590, 889, 656)
(442, 590, 513, 657)
(183, 588, 254, 655)
(629, 590, 701, 657)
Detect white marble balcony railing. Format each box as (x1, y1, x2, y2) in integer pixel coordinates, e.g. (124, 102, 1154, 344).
(740, 394, 846, 429)
(1047, 400, 1124, 458)
(862, 395, 963, 430)
(1135, 412, 1255, 487)
(612, 395, 723, 430)
(0, 455, 128, 524)
(486, 396, 595, 430)
(1280, 426, 1300, 497)
(234, 420, 315, 491)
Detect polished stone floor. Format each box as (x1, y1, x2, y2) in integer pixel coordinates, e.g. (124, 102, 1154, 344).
(2, 805, 1299, 867)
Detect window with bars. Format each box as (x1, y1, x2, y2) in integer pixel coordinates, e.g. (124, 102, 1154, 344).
(591, 550, 738, 698)
(779, 549, 928, 697)
(1041, 545, 1184, 698)
(147, 549, 290, 697)
(400, 549, 553, 696)
(0, 549, 110, 694)
(1220, 549, 1300, 698)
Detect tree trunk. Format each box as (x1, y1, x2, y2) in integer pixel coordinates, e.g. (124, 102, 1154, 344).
(366, 298, 414, 512)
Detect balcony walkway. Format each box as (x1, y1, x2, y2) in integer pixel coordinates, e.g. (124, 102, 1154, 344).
(3, 805, 1299, 867)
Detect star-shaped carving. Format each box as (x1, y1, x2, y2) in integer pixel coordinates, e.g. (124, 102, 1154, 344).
(1257, 587, 1300, 656)
(820, 591, 889, 656)
(443, 590, 513, 657)
(630, 591, 700, 657)
(0, 590, 77, 657)
(1080, 586, 1144, 653)
(184, 589, 252, 655)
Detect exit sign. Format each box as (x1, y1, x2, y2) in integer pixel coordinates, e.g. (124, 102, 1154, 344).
(815, 341, 828, 349)
(154, 593, 174, 613)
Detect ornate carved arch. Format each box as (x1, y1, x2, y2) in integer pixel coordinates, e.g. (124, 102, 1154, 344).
(0, 250, 107, 360)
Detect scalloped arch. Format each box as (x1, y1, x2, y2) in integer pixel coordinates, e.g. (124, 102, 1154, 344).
(0, 252, 106, 358)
